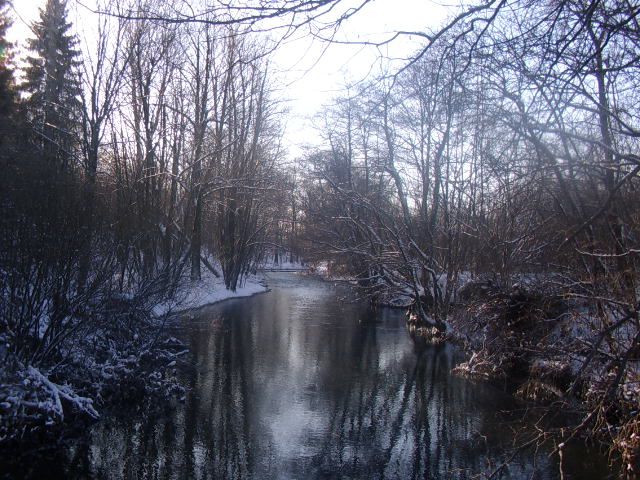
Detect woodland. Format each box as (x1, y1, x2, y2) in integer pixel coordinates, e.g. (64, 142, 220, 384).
(1, 0, 639, 475)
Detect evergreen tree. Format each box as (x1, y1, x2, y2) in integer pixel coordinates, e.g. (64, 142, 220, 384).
(23, 0, 82, 170)
(0, 0, 15, 123)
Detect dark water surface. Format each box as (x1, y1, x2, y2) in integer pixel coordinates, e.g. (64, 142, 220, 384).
(12, 273, 613, 479)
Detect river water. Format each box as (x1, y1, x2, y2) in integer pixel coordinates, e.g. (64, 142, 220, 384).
(15, 273, 613, 479)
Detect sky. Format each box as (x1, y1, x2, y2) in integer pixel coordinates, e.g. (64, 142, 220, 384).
(264, 0, 449, 157)
(7, 0, 450, 158)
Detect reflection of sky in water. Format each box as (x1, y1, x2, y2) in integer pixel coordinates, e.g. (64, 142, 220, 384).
(13, 273, 613, 479)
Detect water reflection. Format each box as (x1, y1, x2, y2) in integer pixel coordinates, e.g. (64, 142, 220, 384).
(29, 273, 611, 479)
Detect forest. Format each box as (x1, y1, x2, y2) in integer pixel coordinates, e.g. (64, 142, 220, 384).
(1, 0, 639, 476)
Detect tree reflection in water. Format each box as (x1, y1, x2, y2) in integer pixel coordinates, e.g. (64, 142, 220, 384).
(50, 273, 609, 479)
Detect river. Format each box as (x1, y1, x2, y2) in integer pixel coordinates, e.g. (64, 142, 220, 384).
(14, 273, 613, 479)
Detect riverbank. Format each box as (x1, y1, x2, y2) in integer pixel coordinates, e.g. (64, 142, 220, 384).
(440, 277, 638, 475)
(0, 268, 270, 455)
(153, 269, 269, 315)
(309, 264, 635, 474)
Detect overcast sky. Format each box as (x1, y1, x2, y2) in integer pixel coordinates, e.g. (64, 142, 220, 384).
(8, 0, 449, 158)
(268, 0, 448, 157)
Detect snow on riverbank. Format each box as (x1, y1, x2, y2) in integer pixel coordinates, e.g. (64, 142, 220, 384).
(153, 269, 269, 316)
(1, 260, 271, 450)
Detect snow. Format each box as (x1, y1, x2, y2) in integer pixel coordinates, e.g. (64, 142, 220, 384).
(314, 261, 329, 276)
(259, 256, 307, 271)
(153, 268, 269, 316)
(1, 256, 274, 446)
(260, 261, 306, 271)
(27, 366, 100, 420)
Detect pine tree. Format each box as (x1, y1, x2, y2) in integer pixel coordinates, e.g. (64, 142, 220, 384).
(23, 0, 82, 170)
(0, 0, 15, 122)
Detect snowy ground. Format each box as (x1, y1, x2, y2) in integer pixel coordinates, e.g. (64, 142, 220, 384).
(153, 268, 269, 316)
(258, 259, 307, 271)
(0, 266, 272, 448)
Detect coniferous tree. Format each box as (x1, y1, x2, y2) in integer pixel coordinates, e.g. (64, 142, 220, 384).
(23, 0, 82, 170)
(0, 0, 15, 127)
